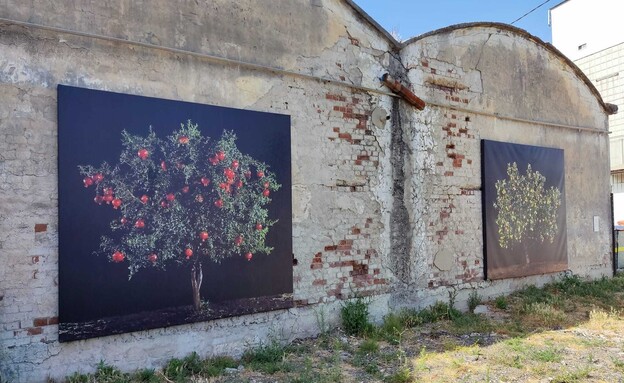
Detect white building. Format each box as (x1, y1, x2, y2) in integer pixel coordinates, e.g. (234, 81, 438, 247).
(551, 0, 624, 222)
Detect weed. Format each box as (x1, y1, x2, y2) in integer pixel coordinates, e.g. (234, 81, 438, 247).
(241, 340, 290, 374)
(531, 347, 562, 363)
(612, 357, 624, 372)
(385, 367, 412, 383)
(522, 302, 566, 328)
(551, 366, 591, 383)
(315, 306, 330, 338)
(358, 339, 380, 354)
(451, 313, 493, 335)
(341, 297, 373, 336)
(468, 290, 482, 313)
(418, 301, 461, 323)
(289, 357, 342, 383)
(66, 373, 89, 383)
(378, 313, 406, 344)
(131, 369, 158, 382)
(494, 295, 508, 310)
(163, 352, 205, 381)
(397, 308, 423, 328)
(364, 362, 380, 376)
(202, 356, 238, 377)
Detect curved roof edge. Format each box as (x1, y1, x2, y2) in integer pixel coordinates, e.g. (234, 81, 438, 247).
(343, 0, 401, 48)
(402, 22, 617, 116)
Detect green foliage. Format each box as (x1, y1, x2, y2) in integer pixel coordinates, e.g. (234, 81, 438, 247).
(494, 162, 561, 249)
(79, 121, 279, 276)
(554, 274, 624, 305)
(241, 340, 290, 374)
(341, 297, 374, 336)
(514, 284, 561, 308)
(162, 352, 237, 381)
(467, 290, 482, 313)
(494, 295, 508, 310)
(163, 352, 205, 381)
(66, 373, 90, 383)
(450, 313, 493, 335)
(417, 301, 461, 323)
(358, 339, 380, 354)
(385, 368, 412, 383)
(288, 358, 342, 383)
(530, 347, 562, 363)
(551, 367, 591, 383)
(377, 313, 407, 344)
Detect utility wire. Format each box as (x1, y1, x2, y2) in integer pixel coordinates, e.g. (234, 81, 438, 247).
(510, 0, 552, 25)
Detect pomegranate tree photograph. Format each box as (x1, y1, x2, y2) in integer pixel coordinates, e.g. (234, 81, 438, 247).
(58, 86, 292, 342)
(79, 122, 279, 312)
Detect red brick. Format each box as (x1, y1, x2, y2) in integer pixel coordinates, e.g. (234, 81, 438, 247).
(27, 327, 43, 336)
(34, 224, 47, 233)
(310, 264, 323, 270)
(33, 318, 47, 327)
(338, 133, 352, 140)
(324, 245, 337, 252)
(312, 279, 326, 286)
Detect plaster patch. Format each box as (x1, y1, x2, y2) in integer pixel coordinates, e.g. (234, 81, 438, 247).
(434, 248, 454, 271)
(234, 76, 274, 108)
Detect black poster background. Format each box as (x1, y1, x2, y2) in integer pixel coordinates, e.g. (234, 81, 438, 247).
(58, 85, 292, 341)
(481, 140, 567, 280)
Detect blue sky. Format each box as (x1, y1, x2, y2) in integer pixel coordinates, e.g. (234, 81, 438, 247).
(352, 0, 555, 43)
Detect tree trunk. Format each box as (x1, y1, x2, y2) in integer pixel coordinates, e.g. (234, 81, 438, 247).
(191, 263, 203, 311)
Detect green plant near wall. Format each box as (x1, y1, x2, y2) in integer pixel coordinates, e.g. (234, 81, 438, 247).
(341, 297, 374, 336)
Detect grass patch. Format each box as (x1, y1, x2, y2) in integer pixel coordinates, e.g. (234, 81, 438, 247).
(551, 366, 591, 383)
(530, 346, 563, 363)
(521, 302, 566, 328)
(358, 338, 380, 354)
(63, 274, 624, 383)
(384, 367, 412, 383)
(417, 301, 461, 323)
(494, 295, 508, 310)
(241, 340, 291, 374)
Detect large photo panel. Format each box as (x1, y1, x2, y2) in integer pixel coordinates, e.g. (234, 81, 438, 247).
(481, 140, 567, 280)
(58, 85, 293, 342)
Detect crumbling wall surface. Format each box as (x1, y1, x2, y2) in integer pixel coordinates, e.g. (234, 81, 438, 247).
(395, 24, 612, 308)
(0, 1, 399, 381)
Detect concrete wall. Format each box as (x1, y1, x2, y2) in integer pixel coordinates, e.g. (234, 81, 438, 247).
(0, 3, 613, 382)
(396, 24, 612, 309)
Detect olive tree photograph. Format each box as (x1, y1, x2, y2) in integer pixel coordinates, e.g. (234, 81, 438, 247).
(481, 140, 567, 280)
(58, 86, 292, 342)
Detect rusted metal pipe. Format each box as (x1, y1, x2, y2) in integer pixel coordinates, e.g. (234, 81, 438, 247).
(381, 73, 426, 110)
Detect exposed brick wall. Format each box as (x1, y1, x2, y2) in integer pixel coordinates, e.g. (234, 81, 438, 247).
(290, 88, 391, 306)
(295, 217, 388, 305)
(326, 91, 380, 193)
